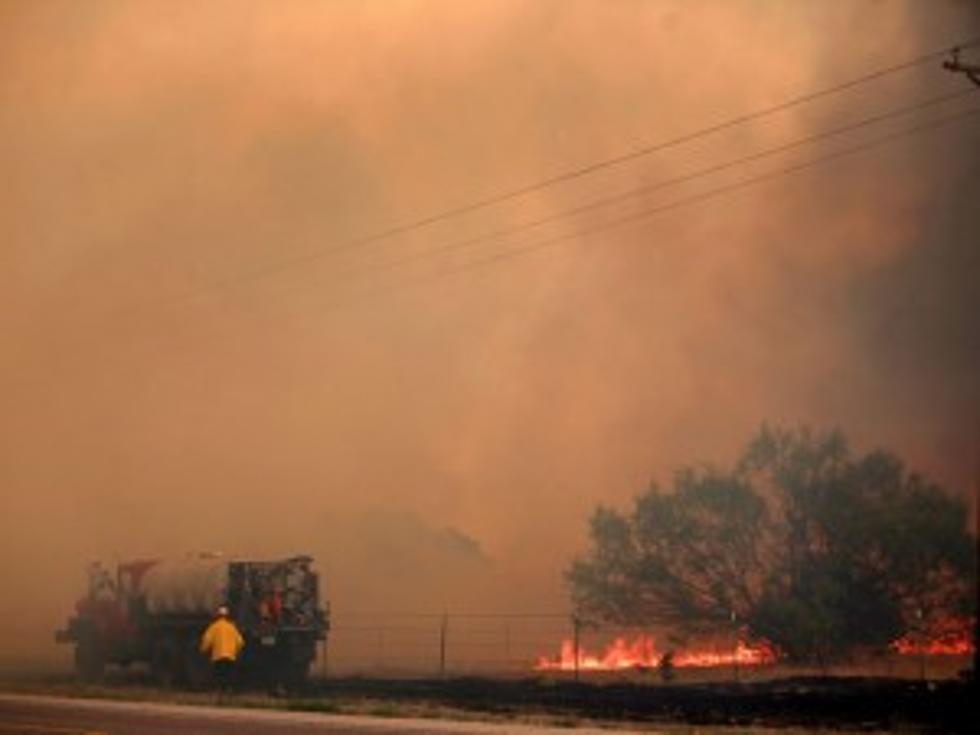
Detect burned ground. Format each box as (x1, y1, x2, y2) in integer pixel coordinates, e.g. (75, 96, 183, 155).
(309, 675, 975, 732)
(3, 672, 974, 732)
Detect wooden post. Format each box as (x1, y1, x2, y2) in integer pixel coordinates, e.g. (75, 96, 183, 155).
(439, 612, 448, 677)
(572, 615, 581, 682)
(731, 610, 739, 683)
(943, 47, 980, 87)
(916, 608, 926, 681)
(974, 417, 979, 681)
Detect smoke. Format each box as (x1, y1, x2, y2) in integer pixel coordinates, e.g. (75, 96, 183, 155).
(1, 0, 977, 666)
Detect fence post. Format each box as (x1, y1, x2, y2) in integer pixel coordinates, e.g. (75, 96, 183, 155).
(439, 612, 448, 677)
(731, 610, 739, 682)
(916, 608, 926, 681)
(572, 614, 581, 682)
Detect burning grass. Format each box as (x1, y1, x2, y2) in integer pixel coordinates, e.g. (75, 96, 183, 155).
(534, 629, 974, 675)
(535, 635, 777, 672)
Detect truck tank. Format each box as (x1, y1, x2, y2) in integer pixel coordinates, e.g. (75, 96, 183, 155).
(140, 557, 228, 615)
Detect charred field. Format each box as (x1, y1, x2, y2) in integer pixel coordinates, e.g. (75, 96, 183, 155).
(306, 674, 976, 732)
(3, 669, 976, 733)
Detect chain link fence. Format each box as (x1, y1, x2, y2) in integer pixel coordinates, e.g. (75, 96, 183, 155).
(321, 612, 569, 677)
(318, 612, 770, 680)
(313, 612, 966, 681)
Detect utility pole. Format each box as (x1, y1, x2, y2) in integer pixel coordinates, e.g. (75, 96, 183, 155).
(439, 612, 448, 677)
(974, 418, 979, 683)
(944, 48, 979, 683)
(943, 47, 980, 87)
(731, 610, 740, 683)
(572, 615, 582, 682)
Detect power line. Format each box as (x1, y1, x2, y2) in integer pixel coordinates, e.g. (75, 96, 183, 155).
(334, 37, 980, 248)
(164, 36, 980, 306)
(333, 612, 568, 620)
(313, 107, 979, 313)
(334, 90, 975, 284)
(445, 109, 980, 276)
(10, 105, 977, 393)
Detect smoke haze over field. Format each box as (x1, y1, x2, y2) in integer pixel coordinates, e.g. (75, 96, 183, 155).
(1, 1, 978, 665)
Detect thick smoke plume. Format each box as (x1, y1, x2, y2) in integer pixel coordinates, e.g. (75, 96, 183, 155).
(1, 1, 977, 666)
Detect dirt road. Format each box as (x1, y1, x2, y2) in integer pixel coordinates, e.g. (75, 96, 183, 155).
(0, 694, 645, 735)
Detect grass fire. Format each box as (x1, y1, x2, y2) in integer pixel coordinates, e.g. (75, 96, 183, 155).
(535, 630, 974, 673)
(535, 635, 776, 672)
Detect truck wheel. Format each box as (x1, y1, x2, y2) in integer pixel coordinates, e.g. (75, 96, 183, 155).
(74, 638, 105, 682)
(183, 638, 212, 690)
(151, 638, 182, 688)
(277, 659, 310, 693)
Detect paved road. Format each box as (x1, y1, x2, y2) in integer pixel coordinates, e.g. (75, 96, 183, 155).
(0, 694, 645, 735)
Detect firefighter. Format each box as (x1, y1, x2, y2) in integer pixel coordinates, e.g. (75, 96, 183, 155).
(199, 605, 244, 692)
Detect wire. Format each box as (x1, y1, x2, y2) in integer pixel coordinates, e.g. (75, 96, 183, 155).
(335, 38, 980, 246)
(8, 104, 976, 393)
(333, 612, 568, 620)
(314, 107, 979, 313)
(158, 37, 980, 307)
(336, 90, 975, 284)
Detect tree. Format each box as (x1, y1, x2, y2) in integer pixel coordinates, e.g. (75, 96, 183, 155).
(567, 425, 976, 663)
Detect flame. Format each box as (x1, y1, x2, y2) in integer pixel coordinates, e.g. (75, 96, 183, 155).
(892, 636, 972, 655)
(891, 621, 974, 656)
(535, 620, 975, 672)
(891, 627, 974, 656)
(535, 634, 777, 671)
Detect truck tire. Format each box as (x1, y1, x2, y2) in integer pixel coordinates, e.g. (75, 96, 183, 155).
(279, 660, 309, 693)
(74, 638, 105, 682)
(275, 639, 312, 692)
(183, 637, 212, 689)
(150, 637, 182, 688)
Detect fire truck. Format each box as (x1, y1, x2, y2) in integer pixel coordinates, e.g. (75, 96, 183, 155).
(55, 554, 329, 688)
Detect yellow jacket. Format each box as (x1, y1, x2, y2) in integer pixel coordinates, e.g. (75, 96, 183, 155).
(200, 617, 244, 662)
